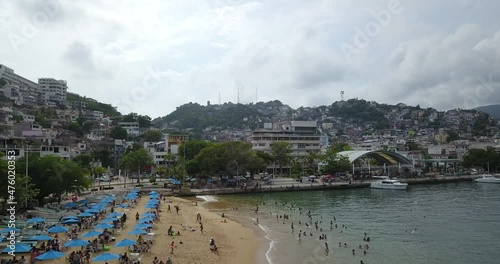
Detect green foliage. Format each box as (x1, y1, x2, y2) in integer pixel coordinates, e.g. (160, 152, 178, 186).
(0, 156, 39, 209)
(29, 109, 55, 128)
(446, 131, 461, 142)
(92, 149, 113, 168)
(143, 130, 162, 142)
(110, 126, 128, 139)
(122, 113, 152, 127)
(12, 113, 23, 123)
(472, 114, 491, 136)
(463, 147, 500, 172)
(178, 140, 213, 161)
(16, 155, 91, 206)
(120, 147, 153, 182)
(154, 102, 282, 130)
(0, 78, 6, 87)
(86, 101, 120, 117)
(73, 154, 93, 169)
(191, 141, 262, 177)
(270, 142, 293, 174)
(320, 154, 351, 175)
(329, 99, 389, 124)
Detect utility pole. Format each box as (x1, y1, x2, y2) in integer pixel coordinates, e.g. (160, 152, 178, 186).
(25, 142, 29, 209)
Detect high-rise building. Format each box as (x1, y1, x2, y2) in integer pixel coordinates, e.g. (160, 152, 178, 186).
(38, 78, 68, 105)
(0, 64, 39, 106)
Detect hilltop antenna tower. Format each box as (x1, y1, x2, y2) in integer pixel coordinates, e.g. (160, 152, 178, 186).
(341, 90, 345, 101)
(218, 91, 221, 105)
(255, 88, 258, 103)
(237, 88, 240, 104)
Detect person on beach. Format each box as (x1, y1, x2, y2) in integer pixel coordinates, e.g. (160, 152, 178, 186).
(200, 223, 204, 234)
(325, 242, 329, 253)
(135, 212, 139, 222)
(170, 241, 175, 254)
(210, 237, 217, 251)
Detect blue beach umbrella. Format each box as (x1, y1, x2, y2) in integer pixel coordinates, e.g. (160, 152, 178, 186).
(2, 243, 32, 253)
(100, 218, 115, 223)
(77, 212, 94, 217)
(116, 204, 129, 208)
(145, 204, 156, 209)
(27, 217, 45, 224)
(82, 230, 102, 238)
(0, 227, 21, 234)
(141, 212, 155, 217)
(128, 229, 147, 235)
(130, 189, 139, 193)
(94, 223, 113, 229)
(48, 226, 68, 233)
(84, 208, 100, 214)
(30, 234, 54, 241)
(149, 191, 158, 194)
(61, 216, 78, 221)
(62, 203, 76, 209)
(36, 250, 65, 260)
(115, 238, 137, 247)
(108, 212, 123, 218)
(92, 253, 120, 262)
(62, 219, 80, 225)
(64, 239, 90, 248)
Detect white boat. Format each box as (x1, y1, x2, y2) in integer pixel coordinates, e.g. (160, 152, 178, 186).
(370, 179, 408, 190)
(474, 174, 500, 184)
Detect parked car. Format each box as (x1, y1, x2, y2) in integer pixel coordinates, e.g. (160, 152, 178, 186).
(99, 176, 111, 182)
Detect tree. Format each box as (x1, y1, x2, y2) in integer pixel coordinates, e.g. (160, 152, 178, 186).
(16, 155, 90, 206)
(0, 154, 38, 211)
(110, 126, 127, 139)
(143, 130, 162, 142)
(91, 149, 113, 168)
(320, 154, 351, 175)
(73, 154, 93, 169)
(270, 142, 293, 175)
(463, 147, 500, 172)
(178, 140, 213, 161)
(120, 147, 153, 183)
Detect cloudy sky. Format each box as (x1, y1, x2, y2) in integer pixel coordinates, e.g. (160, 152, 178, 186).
(1, 0, 499, 118)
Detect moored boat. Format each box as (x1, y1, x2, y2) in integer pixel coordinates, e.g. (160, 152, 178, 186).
(474, 174, 500, 184)
(370, 179, 408, 190)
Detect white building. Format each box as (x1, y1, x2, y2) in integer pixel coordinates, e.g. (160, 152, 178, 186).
(40, 145, 71, 159)
(0, 64, 39, 106)
(251, 121, 322, 157)
(119, 122, 140, 136)
(38, 78, 68, 105)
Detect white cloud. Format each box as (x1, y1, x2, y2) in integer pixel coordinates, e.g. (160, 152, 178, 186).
(1, 0, 499, 117)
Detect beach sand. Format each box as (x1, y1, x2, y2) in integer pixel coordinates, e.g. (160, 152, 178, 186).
(2, 195, 258, 264)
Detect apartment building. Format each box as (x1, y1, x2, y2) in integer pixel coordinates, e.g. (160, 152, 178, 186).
(0, 106, 14, 139)
(251, 121, 321, 157)
(118, 122, 140, 136)
(38, 78, 68, 105)
(0, 64, 40, 107)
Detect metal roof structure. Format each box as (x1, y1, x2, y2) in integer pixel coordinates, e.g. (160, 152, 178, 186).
(337, 150, 412, 165)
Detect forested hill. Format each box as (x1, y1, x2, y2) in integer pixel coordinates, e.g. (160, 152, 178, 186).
(153, 100, 293, 130)
(476, 104, 500, 119)
(153, 99, 404, 130)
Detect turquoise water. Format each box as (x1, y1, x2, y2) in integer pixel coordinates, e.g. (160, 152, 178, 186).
(217, 182, 500, 264)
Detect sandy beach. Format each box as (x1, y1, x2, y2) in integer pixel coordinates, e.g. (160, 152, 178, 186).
(127, 197, 258, 264)
(1, 194, 258, 264)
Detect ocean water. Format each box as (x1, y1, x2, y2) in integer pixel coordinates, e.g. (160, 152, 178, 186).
(206, 182, 500, 264)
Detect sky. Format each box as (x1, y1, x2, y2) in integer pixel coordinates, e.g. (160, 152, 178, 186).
(1, 0, 500, 118)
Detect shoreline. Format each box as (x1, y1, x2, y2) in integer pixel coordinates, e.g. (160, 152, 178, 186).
(181, 175, 478, 197)
(201, 199, 270, 264)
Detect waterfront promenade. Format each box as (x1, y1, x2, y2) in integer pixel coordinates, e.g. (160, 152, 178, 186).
(86, 175, 482, 197)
